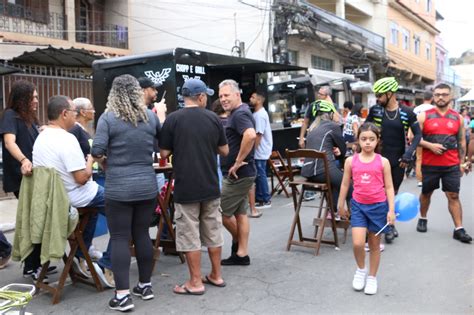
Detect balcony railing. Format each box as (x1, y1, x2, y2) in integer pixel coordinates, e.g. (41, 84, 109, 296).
(301, 1, 385, 54)
(76, 24, 129, 49)
(0, 3, 66, 40)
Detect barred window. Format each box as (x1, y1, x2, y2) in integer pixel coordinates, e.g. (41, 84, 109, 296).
(311, 55, 334, 71)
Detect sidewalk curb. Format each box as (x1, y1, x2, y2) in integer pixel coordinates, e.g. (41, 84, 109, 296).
(0, 222, 15, 233)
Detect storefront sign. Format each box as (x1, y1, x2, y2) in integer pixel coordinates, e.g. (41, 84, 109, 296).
(343, 64, 370, 81)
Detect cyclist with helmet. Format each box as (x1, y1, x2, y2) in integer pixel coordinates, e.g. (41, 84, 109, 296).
(301, 100, 352, 214)
(366, 77, 421, 243)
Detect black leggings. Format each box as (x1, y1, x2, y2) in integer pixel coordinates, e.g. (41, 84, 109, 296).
(105, 198, 156, 290)
(14, 191, 41, 273)
(307, 166, 353, 212)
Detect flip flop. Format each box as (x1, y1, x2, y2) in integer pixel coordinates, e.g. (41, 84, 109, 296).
(202, 275, 226, 287)
(173, 284, 205, 295)
(249, 212, 262, 218)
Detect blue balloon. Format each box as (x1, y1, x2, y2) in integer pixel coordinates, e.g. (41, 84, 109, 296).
(395, 192, 419, 222)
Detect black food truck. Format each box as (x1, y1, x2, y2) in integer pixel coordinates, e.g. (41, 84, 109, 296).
(92, 47, 305, 153)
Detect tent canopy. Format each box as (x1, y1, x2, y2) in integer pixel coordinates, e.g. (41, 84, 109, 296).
(458, 89, 474, 102)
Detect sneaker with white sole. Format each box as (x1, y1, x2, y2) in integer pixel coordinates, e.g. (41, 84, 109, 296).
(109, 294, 134, 312)
(132, 285, 154, 300)
(92, 263, 115, 288)
(89, 245, 103, 261)
(364, 276, 377, 295)
(364, 243, 385, 252)
(73, 257, 91, 278)
(352, 268, 367, 291)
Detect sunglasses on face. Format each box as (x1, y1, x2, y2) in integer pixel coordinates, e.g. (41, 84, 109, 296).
(375, 93, 384, 98)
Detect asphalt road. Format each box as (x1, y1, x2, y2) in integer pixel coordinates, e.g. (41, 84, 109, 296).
(1, 174, 472, 314)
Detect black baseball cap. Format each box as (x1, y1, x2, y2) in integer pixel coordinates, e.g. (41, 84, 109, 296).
(138, 77, 162, 89)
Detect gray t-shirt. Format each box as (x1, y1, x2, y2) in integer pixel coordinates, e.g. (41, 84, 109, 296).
(253, 108, 273, 160)
(92, 110, 160, 202)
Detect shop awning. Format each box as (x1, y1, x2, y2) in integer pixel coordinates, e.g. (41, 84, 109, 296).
(308, 68, 354, 85)
(0, 64, 22, 76)
(10, 45, 105, 67)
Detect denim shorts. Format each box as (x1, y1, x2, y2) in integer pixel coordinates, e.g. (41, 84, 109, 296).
(351, 199, 389, 234)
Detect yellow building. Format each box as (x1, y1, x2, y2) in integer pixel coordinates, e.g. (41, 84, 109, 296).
(387, 0, 438, 85)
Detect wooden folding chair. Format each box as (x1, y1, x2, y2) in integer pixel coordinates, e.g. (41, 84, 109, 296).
(285, 149, 349, 255)
(35, 207, 103, 304)
(268, 150, 300, 198)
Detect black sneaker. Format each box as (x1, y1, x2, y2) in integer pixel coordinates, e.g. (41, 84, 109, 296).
(23, 269, 49, 284)
(392, 225, 399, 237)
(416, 218, 428, 233)
(453, 228, 472, 243)
(109, 294, 134, 312)
(385, 227, 395, 244)
(255, 201, 271, 209)
(221, 254, 250, 266)
(132, 285, 154, 300)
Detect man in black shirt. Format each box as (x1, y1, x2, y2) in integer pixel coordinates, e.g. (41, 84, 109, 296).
(219, 79, 257, 266)
(160, 79, 229, 294)
(366, 77, 421, 243)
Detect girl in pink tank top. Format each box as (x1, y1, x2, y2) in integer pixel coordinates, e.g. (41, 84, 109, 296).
(337, 123, 395, 295)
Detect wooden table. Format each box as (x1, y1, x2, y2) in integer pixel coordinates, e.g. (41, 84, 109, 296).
(152, 163, 185, 266)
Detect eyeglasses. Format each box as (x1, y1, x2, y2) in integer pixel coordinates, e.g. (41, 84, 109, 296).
(375, 93, 384, 98)
(85, 109, 95, 113)
(66, 109, 77, 116)
(433, 93, 450, 98)
(317, 92, 327, 97)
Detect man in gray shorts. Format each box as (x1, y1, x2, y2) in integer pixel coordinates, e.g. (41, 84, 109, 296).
(160, 78, 229, 294)
(219, 79, 257, 266)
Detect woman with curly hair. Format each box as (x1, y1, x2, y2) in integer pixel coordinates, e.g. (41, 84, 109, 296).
(0, 80, 45, 277)
(91, 74, 161, 312)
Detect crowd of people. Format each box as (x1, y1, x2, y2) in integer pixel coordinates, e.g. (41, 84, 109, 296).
(0, 75, 472, 311)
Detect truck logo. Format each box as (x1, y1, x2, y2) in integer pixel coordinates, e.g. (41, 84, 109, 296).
(144, 68, 171, 84)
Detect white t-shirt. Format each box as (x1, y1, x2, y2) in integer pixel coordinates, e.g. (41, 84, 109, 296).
(33, 127, 98, 207)
(253, 108, 273, 160)
(413, 103, 434, 115)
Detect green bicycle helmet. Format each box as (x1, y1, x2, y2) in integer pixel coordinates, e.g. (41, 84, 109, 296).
(372, 77, 399, 94)
(311, 100, 336, 117)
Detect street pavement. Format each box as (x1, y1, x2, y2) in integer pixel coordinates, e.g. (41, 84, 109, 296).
(0, 175, 472, 314)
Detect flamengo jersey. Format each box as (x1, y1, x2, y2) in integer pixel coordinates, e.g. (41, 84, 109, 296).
(422, 108, 461, 166)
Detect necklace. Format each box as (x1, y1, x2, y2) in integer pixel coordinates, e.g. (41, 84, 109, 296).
(384, 108, 398, 120)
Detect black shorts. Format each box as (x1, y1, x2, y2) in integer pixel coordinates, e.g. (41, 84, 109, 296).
(421, 165, 460, 194)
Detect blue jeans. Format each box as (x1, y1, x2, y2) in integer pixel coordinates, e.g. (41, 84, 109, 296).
(255, 159, 271, 203)
(76, 185, 112, 270)
(0, 231, 12, 258)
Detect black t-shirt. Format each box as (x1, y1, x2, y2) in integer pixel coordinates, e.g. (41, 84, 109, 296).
(221, 104, 256, 178)
(0, 109, 39, 192)
(379, 110, 405, 166)
(68, 123, 91, 158)
(159, 107, 227, 203)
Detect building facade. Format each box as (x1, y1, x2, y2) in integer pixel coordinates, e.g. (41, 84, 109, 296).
(0, 0, 130, 122)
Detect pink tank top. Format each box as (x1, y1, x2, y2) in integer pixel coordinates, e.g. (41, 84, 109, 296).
(352, 153, 387, 204)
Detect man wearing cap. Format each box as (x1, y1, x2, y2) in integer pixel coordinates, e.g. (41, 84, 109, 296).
(138, 77, 166, 124)
(218, 79, 256, 266)
(159, 78, 229, 295)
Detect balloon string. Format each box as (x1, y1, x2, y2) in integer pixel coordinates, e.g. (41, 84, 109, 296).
(375, 213, 400, 236)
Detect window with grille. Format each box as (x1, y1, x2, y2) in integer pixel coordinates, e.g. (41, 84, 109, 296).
(311, 55, 334, 71)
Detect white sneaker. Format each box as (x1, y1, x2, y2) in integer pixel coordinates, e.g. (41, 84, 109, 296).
(89, 245, 103, 261)
(364, 276, 377, 295)
(352, 268, 367, 291)
(364, 243, 385, 252)
(73, 257, 91, 278)
(417, 181, 423, 187)
(92, 262, 115, 288)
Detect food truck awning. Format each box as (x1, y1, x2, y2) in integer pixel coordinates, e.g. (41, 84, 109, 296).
(209, 62, 305, 73)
